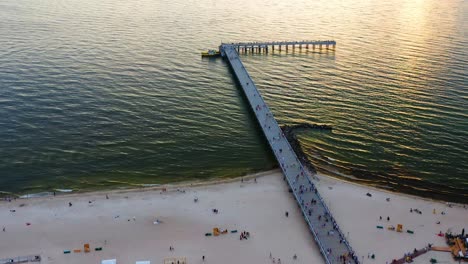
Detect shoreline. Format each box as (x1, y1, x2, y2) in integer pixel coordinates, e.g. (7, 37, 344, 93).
(2, 169, 276, 201)
(282, 125, 467, 204)
(3, 169, 466, 208)
(315, 172, 467, 207)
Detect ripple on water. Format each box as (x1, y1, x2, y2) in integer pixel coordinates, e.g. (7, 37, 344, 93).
(0, 0, 466, 201)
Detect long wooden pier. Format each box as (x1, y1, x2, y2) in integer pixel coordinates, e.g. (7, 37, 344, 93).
(220, 40, 336, 53)
(220, 42, 359, 264)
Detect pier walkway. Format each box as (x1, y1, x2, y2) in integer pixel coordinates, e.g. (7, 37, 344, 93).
(221, 44, 359, 264)
(221, 40, 336, 53)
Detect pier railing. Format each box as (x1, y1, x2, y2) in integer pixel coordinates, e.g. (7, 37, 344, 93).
(221, 40, 336, 47)
(220, 42, 359, 264)
(220, 40, 336, 54)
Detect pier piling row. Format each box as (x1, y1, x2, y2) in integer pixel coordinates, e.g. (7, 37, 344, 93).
(220, 42, 359, 264)
(220, 40, 336, 54)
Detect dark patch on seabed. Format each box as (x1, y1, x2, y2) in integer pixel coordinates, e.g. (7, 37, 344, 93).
(282, 124, 468, 204)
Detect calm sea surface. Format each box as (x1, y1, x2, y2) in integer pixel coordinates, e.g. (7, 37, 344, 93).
(0, 0, 467, 201)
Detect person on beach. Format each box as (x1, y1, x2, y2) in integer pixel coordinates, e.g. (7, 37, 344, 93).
(69, 202, 72, 207)
(2, 227, 5, 232)
(387, 216, 390, 221)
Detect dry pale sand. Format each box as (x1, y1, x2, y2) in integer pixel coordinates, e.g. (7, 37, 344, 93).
(313, 173, 467, 264)
(0, 170, 466, 264)
(0, 171, 321, 264)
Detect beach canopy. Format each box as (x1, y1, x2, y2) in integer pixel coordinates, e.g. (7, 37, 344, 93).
(136, 262, 150, 264)
(101, 260, 117, 264)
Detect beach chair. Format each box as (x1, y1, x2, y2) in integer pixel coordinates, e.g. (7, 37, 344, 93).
(84, 243, 90, 253)
(376, 225, 383, 229)
(63, 250, 71, 254)
(73, 249, 81, 253)
(396, 224, 403, 232)
(213, 228, 220, 236)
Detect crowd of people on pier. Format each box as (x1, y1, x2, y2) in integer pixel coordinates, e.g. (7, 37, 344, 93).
(223, 46, 360, 264)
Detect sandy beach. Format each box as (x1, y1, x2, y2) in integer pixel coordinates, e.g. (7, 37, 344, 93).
(313, 173, 467, 264)
(0, 170, 466, 264)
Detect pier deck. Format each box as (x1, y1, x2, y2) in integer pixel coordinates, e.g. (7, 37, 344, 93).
(221, 44, 359, 264)
(221, 40, 336, 53)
